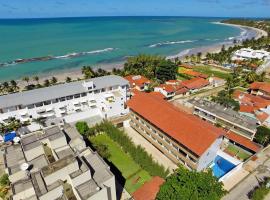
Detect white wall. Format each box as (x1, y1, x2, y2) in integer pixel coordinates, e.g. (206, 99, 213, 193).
(197, 137, 223, 171)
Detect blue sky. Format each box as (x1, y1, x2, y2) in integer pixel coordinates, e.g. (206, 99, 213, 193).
(0, 0, 269, 18)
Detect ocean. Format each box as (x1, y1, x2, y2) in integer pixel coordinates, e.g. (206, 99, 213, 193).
(0, 17, 242, 81)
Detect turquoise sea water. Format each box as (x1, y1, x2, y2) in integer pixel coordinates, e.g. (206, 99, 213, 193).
(0, 17, 241, 81)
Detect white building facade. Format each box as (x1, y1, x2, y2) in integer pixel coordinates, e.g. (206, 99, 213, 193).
(232, 48, 270, 61)
(0, 75, 129, 124)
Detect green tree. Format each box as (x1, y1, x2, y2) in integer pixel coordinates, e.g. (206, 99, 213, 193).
(43, 79, 50, 87)
(156, 60, 177, 82)
(51, 76, 58, 85)
(22, 76, 30, 86)
(156, 166, 227, 200)
(33, 76, 39, 84)
(82, 66, 96, 79)
(0, 174, 10, 186)
(66, 76, 72, 83)
(93, 142, 111, 159)
(75, 121, 90, 135)
(255, 126, 270, 146)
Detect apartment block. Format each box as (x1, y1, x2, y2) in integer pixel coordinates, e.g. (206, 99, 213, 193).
(0, 75, 129, 124)
(4, 126, 116, 200)
(189, 99, 258, 140)
(127, 93, 224, 171)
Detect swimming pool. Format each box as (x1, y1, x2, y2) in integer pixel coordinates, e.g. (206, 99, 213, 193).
(211, 155, 236, 179)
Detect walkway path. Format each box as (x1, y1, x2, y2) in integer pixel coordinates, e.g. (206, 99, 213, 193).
(124, 127, 178, 172)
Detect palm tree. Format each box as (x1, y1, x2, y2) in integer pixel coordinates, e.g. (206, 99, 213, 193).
(51, 77, 58, 85)
(22, 77, 30, 86)
(33, 76, 39, 84)
(10, 80, 18, 92)
(66, 76, 72, 83)
(44, 79, 50, 87)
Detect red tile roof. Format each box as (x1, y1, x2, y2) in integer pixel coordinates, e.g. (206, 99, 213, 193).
(181, 78, 210, 90)
(132, 176, 165, 200)
(127, 92, 224, 156)
(233, 90, 270, 111)
(124, 75, 150, 88)
(239, 105, 257, 113)
(133, 176, 164, 200)
(225, 131, 261, 152)
(182, 70, 208, 79)
(250, 82, 270, 94)
(155, 84, 175, 93)
(256, 112, 269, 123)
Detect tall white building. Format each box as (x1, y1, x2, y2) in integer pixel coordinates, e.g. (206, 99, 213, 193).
(0, 75, 129, 124)
(232, 48, 270, 61)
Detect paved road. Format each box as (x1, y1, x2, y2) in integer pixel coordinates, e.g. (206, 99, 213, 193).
(223, 148, 270, 200)
(124, 127, 178, 172)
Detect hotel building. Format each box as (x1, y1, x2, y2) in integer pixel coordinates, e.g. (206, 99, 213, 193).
(4, 126, 116, 200)
(0, 75, 129, 124)
(127, 93, 224, 171)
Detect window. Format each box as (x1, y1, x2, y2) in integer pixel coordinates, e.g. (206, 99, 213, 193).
(44, 100, 51, 105)
(51, 99, 59, 103)
(74, 94, 80, 98)
(35, 102, 43, 107)
(60, 97, 66, 102)
(165, 138, 171, 144)
(66, 95, 73, 100)
(27, 104, 35, 109)
(81, 93, 87, 97)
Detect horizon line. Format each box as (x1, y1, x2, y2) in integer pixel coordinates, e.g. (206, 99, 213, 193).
(0, 15, 268, 20)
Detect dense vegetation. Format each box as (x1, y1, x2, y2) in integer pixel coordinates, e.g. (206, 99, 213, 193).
(76, 121, 169, 178)
(255, 126, 270, 146)
(118, 54, 178, 82)
(156, 166, 226, 200)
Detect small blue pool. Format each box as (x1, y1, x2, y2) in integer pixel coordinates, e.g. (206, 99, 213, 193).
(211, 155, 236, 179)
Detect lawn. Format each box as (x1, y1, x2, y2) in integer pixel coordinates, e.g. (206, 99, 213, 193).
(90, 134, 152, 194)
(192, 65, 232, 79)
(225, 144, 251, 161)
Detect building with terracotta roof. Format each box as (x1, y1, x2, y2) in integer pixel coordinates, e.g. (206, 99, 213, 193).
(182, 69, 208, 79)
(181, 78, 210, 91)
(233, 90, 270, 125)
(249, 82, 270, 98)
(132, 176, 164, 200)
(124, 75, 151, 91)
(225, 131, 261, 153)
(127, 93, 224, 171)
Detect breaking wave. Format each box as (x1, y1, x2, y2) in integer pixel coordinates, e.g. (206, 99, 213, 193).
(149, 40, 196, 48)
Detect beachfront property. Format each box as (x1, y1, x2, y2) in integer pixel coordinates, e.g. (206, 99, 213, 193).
(189, 99, 258, 140)
(127, 92, 224, 171)
(0, 75, 129, 124)
(231, 48, 270, 61)
(4, 126, 116, 200)
(124, 75, 151, 92)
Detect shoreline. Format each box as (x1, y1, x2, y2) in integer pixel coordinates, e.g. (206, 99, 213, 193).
(167, 22, 268, 60)
(12, 22, 269, 89)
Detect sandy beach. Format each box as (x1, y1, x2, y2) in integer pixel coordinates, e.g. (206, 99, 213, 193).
(167, 22, 268, 60)
(16, 22, 268, 89)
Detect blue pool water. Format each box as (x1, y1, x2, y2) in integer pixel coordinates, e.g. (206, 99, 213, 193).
(211, 155, 236, 179)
